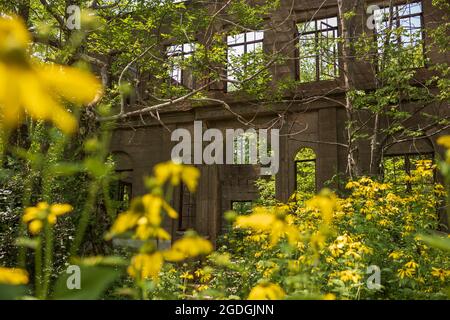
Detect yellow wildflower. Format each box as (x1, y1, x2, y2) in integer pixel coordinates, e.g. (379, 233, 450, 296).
(329, 243, 343, 257)
(107, 193, 177, 240)
(434, 184, 446, 197)
(235, 211, 276, 230)
(397, 268, 415, 279)
(0, 16, 102, 134)
(326, 256, 335, 264)
(437, 135, 450, 149)
(248, 283, 285, 300)
(180, 272, 194, 280)
(431, 267, 449, 281)
(0, 267, 29, 285)
(323, 293, 336, 300)
(197, 284, 209, 291)
(127, 252, 164, 281)
(22, 202, 73, 234)
(306, 189, 340, 224)
(344, 250, 361, 260)
(107, 211, 140, 236)
(288, 260, 300, 272)
(163, 235, 213, 262)
(404, 260, 419, 269)
(378, 219, 390, 227)
(337, 270, 361, 283)
(154, 162, 200, 192)
(345, 181, 357, 189)
(416, 276, 425, 284)
(135, 222, 171, 241)
(234, 207, 299, 246)
(29, 220, 43, 235)
(248, 234, 267, 242)
(388, 251, 403, 260)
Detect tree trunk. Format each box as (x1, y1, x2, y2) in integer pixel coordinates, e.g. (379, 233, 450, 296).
(18, 0, 30, 24)
(337, 0, 362, 179)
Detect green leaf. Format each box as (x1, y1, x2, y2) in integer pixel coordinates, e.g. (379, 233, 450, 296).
(418, 233, 450, 252)
(52, 266, 122, 300)
(15, 237, 39, 250)
(84, 158, 110, 178)
(71, 256, 129, 267)
(48, 162, 83, 176)
(0, 284, 27, 300)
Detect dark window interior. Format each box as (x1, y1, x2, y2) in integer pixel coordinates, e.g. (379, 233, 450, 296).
(178, 183, 197, 231)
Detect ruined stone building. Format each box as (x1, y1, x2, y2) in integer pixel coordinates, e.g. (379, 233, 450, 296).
(109, 0, 450, 244)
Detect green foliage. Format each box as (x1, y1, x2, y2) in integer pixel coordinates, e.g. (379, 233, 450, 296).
(53, 265, 123, 300)
(205, 171, 449, 300)
(255, 176, 276, 206)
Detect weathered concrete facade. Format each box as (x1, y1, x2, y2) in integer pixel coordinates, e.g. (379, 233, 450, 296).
(110, 0, 450, 244)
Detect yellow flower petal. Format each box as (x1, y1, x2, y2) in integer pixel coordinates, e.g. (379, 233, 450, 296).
(50, 203, 73, 216)
(162, 201, 178, 219)
(108, 211, 140, 237)
(127, 252, 163, 281)
(248, 283, 285, 300)
(0, 16, 30, 59)
(22, 207, 40, 223)
(181, 166, 200, 192)
(0, 267, 29, 285)
(38, 65, 102, 106)
(142, 195, 163, 226)
(437, 135, 450, 149)
(164, 235, 213, 262)
(0, 16, 103, 134)
(29, 219, 43, 235)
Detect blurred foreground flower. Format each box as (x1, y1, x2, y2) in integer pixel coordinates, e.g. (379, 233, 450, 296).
(437, 136, 450, 149)
(23, 202, 73, 234)
(126, 234, 213, 281)
(0, 267, 29, 285)
(0, 16, 102, 134)
(234, 206, 300, 246)
(248, 283, 285, 300)
(106, 194, 178, 241)
(154, 161, 200, 192)
(128, 252, 164, 281)
(306, 189, 340, 224)
(163, 234, 213, 262)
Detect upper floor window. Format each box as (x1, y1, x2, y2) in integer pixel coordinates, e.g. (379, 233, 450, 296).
(167, 43, 195, 88)
(227, 31, 264, 92)
(374, 2, 424, 68)
(297, 16, 339, 83)
(233, 131, 258, 164)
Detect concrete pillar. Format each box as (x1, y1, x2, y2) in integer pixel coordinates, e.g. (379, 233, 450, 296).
(317, 108, 338, 189)
(195, 165, 221, 246)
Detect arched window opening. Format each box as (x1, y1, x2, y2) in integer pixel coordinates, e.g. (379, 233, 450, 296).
(295, 148, 317, 197)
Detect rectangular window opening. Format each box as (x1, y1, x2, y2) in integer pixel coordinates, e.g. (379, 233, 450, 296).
(297, 16, 339, 83)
